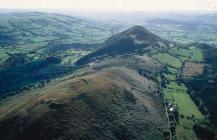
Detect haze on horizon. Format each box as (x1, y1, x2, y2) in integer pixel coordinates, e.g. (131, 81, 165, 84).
(0, 0, 216, 12)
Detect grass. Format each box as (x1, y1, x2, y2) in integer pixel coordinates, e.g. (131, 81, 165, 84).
(148, 21, 217, 45)
(164, 73, 177, 81)
(172, 92, 203, 118)
(163, 88, 174, 101)
(53, 49, 90, 64)
(167, 82, 187, 92)
(168, 47, 192, 57)
(189, 49, 204, 62)
(163, 80, 203, 140)
(0, 49, 9, 64)
(176, 124, 197, 140)
(179, 56, 190, 62)
(158, 46, 204, 140)
(164, 81, 203, 118)
(167, 66, 179, 75)
(162, 51, 204, 139)
(167, 46, 204, 63)
(0, 67, 168, 140)
(151, 52, 182, 68)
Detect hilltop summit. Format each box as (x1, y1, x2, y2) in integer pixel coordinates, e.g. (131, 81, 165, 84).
(76, 25, 169, 65)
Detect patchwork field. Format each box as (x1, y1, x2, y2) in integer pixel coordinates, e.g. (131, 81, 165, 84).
(146, 16, 217, 45)
(153, 44, 205, 140)
(162, 80, 204, 140)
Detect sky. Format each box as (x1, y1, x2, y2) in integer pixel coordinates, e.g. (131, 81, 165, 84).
(0, 0, 216, 11)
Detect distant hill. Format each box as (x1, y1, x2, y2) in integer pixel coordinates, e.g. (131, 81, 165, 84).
(0, 12, 112, 51)
(76, 25, 169, 65)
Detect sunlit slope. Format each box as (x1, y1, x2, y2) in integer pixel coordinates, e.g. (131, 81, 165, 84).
(0, 67, 168, 140)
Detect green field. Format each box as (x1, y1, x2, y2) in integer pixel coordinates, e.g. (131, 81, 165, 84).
(167, 66, 179, 75)
(163, 81, 203, 140)
(164, 88, 203, 118)
(164, 73, 177, 81)
(151, 53, 182, 68)
(157, 45, 205, 140)
(168, 47, 192, 57)
(0, 49, 9, 64)
(167, 46, 204, 62)
(147, 19, 217, 45)
(167, 82, 187, 91)
(176, 123, 197, 140)
(189, 48, 204, 62)
(58, 50, 91, 64)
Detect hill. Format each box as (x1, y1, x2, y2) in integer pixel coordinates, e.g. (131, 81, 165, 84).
(0, 66, 169, 140)
(0, 25, 217, 140)
(0, 12, 112, 50)
(75, 25, 169, 65)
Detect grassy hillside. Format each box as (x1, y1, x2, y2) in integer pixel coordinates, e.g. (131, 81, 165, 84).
(0, 67, 169, 140)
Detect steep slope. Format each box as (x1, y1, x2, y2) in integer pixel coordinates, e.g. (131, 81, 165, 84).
(76, 25, 169, 65)
(0, 67, 169, 140)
